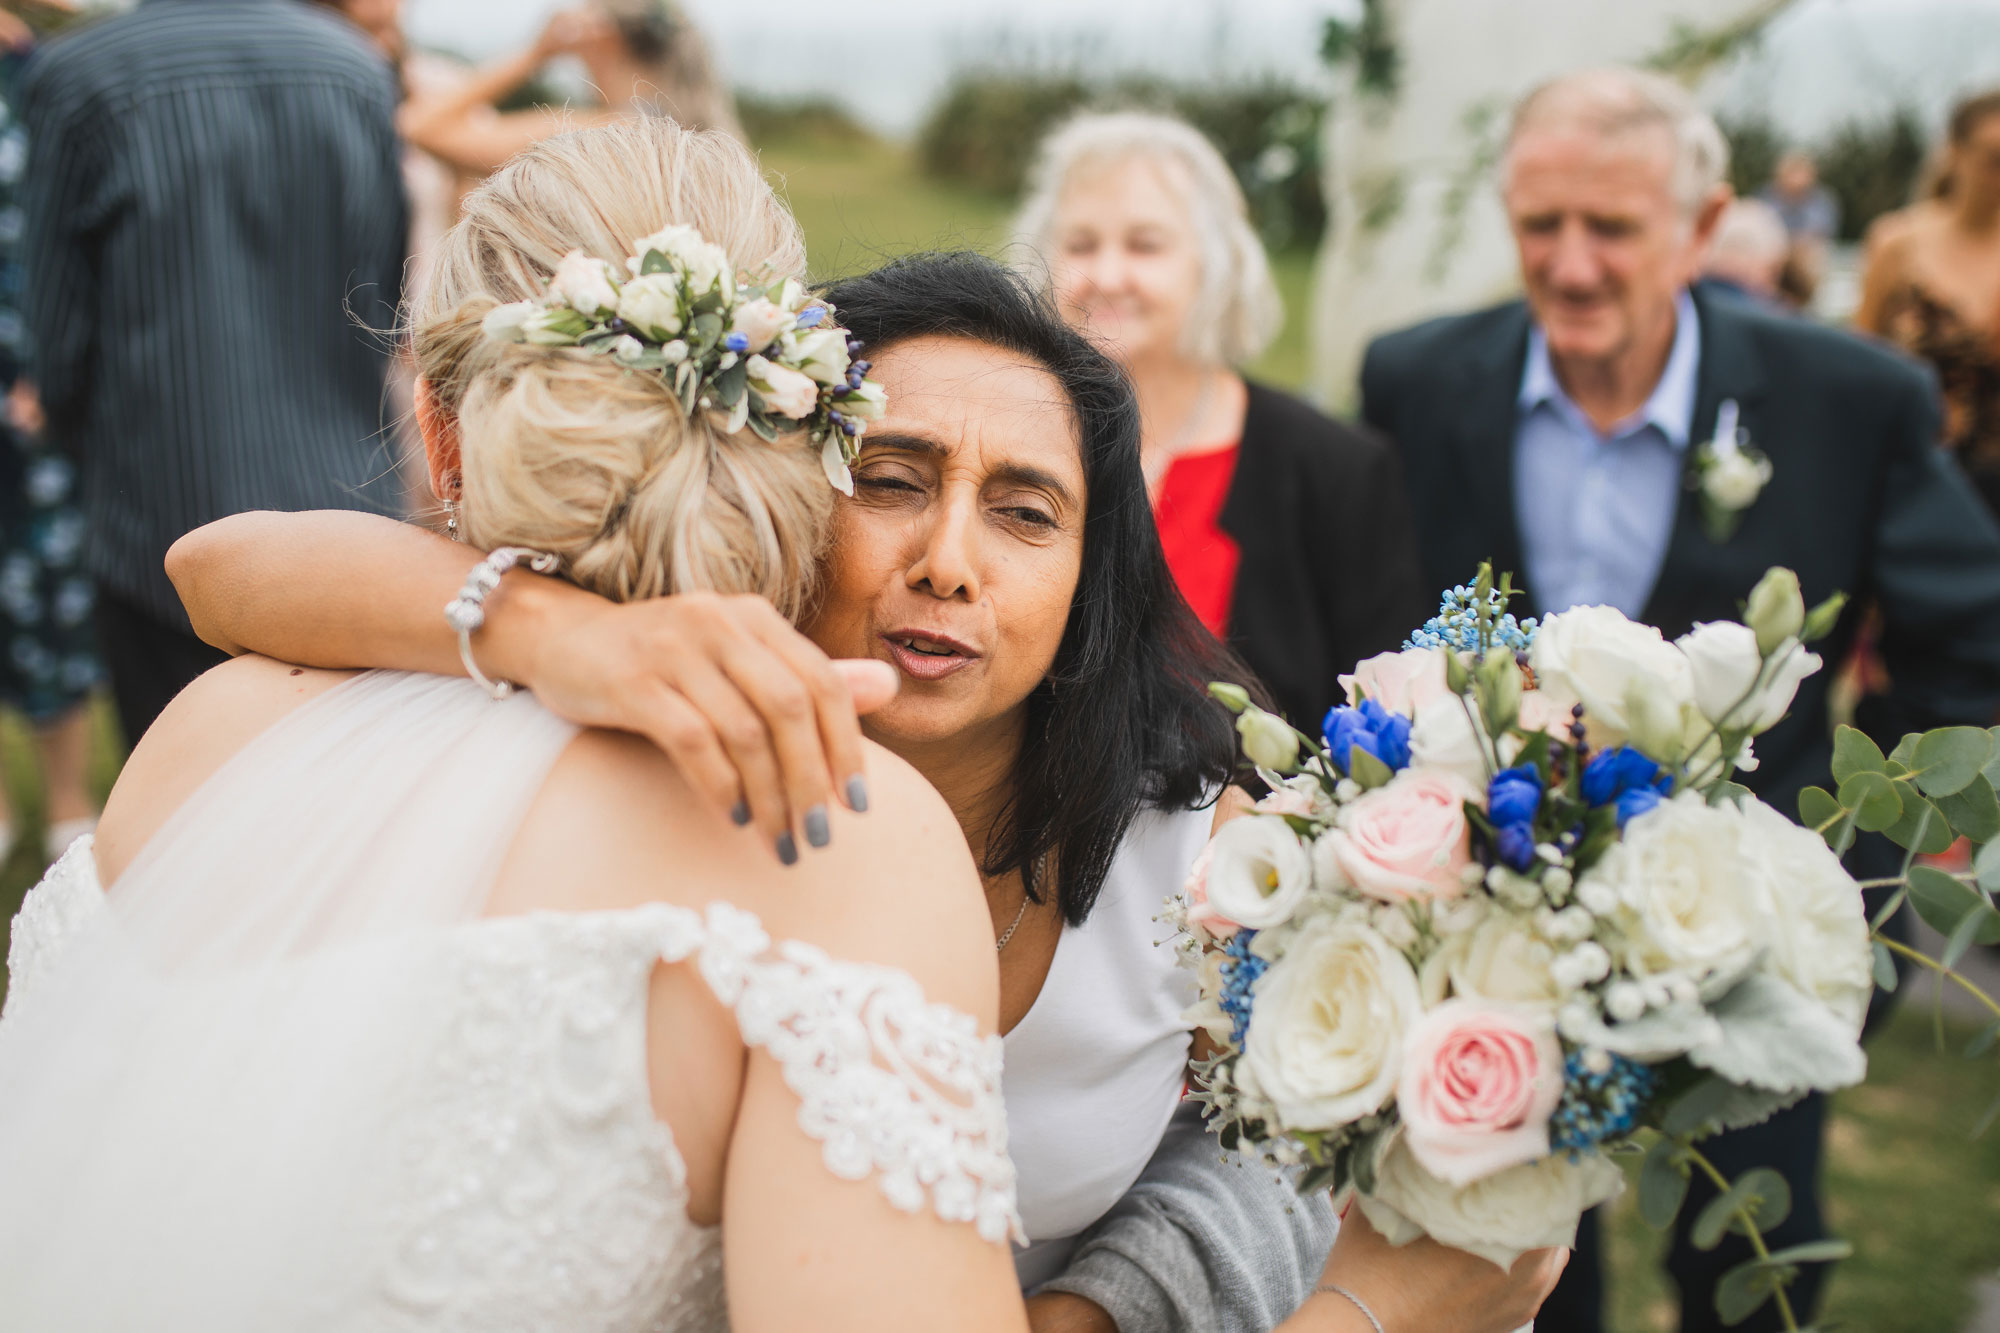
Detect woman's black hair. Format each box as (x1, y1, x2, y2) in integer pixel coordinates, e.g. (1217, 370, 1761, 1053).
(821, 252, 1263, 926)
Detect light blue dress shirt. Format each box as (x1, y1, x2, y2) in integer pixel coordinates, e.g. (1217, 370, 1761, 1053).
(1514, 290, 1701, 617)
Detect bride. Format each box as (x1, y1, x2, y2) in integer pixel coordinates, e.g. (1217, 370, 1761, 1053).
(0, 120, 1024, 1332)
(2, 119, 1561, 1331)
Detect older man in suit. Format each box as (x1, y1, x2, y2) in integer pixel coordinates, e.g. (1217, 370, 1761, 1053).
(1361, 67, 2000, 1333)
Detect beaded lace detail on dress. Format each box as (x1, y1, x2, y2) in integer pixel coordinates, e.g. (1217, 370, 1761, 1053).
(2, 846, 1021, 1331)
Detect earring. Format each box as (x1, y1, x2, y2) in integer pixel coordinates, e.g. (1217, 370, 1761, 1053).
(445, 499, 461, 540)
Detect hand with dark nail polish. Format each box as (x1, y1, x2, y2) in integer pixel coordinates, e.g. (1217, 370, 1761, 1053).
(804, 805, 830, 848)
(775, 832, 799, 866)
(845, 775, 869, 814)
(730, 800, 751, 826)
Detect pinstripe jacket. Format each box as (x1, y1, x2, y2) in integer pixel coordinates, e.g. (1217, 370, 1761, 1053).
(22, 0, 408, 629)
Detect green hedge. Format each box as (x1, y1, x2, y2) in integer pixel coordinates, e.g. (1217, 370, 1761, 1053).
(914, 71, 1327, 252)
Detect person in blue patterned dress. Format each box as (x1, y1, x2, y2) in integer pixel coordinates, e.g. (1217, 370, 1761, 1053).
(0, 6, 101, 866)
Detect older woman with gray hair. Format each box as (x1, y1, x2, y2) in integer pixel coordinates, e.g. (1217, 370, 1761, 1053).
(1015, 110, 1426, 730)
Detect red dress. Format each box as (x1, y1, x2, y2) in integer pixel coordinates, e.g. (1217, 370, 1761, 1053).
(1153, 442, 1243, 637)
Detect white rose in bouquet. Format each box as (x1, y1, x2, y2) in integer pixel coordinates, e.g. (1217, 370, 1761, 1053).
(616, 273, 685, 341)
(1340, 647, 1450, 714)
(1407, 695, 1491, 787)
(1420, 905, 1569, 1009)
(1204, 816, 1313, 931)
(1530, 605, 1695, 748)
(1358, 1132, 1624, 1269)
(1243, 915, 1422, 1129)
(549, 250, 620, 317)
(1587, 793, 1764, 984)
(1676, 621, 1821, 735)
(1739, 798, 1873, 1033)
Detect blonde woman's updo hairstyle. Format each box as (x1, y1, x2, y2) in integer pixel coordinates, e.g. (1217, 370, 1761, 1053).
(1014, 110, 1282, 367)
(411, 118, 831, 619)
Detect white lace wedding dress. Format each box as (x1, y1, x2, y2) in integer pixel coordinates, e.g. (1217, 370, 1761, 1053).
(0, 671, 1020, 1331)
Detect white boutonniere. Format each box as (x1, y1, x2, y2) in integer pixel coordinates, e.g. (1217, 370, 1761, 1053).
(1691, 400, 1771, 542)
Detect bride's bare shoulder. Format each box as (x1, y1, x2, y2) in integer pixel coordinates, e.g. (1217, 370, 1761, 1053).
(95, 656, 358, 883)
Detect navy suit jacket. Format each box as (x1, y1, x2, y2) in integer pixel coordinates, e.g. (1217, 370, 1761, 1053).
(1359, 287, 2000, 832)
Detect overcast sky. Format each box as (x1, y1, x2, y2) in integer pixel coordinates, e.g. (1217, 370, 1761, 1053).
(399, 0, 2000, 143)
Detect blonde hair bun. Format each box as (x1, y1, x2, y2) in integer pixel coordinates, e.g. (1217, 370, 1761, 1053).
(411, 118, 831, 619)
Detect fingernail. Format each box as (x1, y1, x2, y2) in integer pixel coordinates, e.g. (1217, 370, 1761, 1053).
(804, 804, 830, 849)
(775, 831, 799, 866)
(845, 775, 869, 813)
(730, 800, 751, 827)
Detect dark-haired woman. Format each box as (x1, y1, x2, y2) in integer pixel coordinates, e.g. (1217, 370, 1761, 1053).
(398, 0, 741, 178)
(170, 253, 1564, 1333)
(1856, 89, 2000, 516)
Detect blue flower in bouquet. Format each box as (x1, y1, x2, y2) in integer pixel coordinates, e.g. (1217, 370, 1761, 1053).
(1321, 699, 1412, 774)
(1487, 764, 1543, 827)
(1550, 1049, 1658, 1154)
(1405, 583, 1538, 654)
(1217, 931, 1268, 1047)
(1495, 822, 1540, 873)
(1581, 746, 1671, 808)
(1615, 785, 1663, 827)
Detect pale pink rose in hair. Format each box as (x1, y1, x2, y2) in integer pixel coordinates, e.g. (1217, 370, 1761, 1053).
(1340, 647, 1451, 715)
(1180, 841, 1238, 939)
(1322, 770, 1475, 901)
(745, 355, 820, 419)
(1397, 999, 1564, 1186)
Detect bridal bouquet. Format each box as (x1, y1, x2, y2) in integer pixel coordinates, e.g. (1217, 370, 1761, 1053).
(1176, 567, 1875, 1313)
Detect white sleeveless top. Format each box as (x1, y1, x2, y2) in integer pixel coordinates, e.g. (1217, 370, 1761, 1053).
(1004, 804, 1209, 1289)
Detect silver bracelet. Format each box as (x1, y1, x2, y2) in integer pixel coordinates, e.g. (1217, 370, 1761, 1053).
(443, 546, 560, 700)
(1317, 1284, 1386, 1333)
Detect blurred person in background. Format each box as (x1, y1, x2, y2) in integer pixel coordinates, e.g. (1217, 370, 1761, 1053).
(0, 0, 100, 865)
(1698, 197, 1790, 309)
(1016, 110, 1425, 732)
(398, 0, 742, 179)
(1856, 89, 2000, 517)
(1361, 66, 2000, 1333)
(21, 0, 408, 746)
(1757, 148, 1838, 302)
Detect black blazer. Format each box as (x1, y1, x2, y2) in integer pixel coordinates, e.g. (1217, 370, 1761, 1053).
(1359, 286, 2000, 827)
(1214, 382, 1428, 732)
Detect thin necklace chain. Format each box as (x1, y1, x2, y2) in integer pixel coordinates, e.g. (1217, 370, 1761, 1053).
(994, 851, 1049, 953)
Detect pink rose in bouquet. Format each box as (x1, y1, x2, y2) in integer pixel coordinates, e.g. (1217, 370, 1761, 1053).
(1339, 647, 1450, 715)
(1323, 770, 1476, 902)
(1397, 1000, 1564, 1186)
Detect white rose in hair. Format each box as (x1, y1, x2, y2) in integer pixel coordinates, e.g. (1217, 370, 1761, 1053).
(1588, 792, 1764, 984)
(1243, 914, 1421, 1129)
(481, 300, 539, 343)
(521, 308, 581, 346)
(1739, 798, 1873, 1032)
(729, 297, 790, 352)
(791, 327, 852, 384)
(837, 379, 888, 422)
(549, 250, 620, 316)
(632, 224, 731, 294)
(1530, 604, 1695, 748)
(1203, 815, 1312, 931)
(617, 273, 684, 340)
(746, 355, 821, 420)
(1676, 621, 1821, 735)
(1358, 1132, 1624, 1269)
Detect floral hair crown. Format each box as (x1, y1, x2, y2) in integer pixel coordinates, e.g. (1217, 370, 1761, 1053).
(480, 224, 884, 494)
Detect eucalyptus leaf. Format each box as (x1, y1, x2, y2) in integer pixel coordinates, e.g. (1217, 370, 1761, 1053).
(743, 408, 778, 443)
(1691, 1188, 1745, 1252)
(1974, 838, 2000, 893)
(1639, 1138, 1689, 1230)
(1913, 726, 1996, 797)
(1942, 904, 2000, 968)
(1983, 725, 2000, 789)
(1884, 792, 1954, 854)
(1707, 780, 1752, 809)
(1758, 1239, 1854, 1267)
(1728, 1167, 1793, 1236)
(1688, 973, 1866, 1094)
(1797, 786, 1842, 837)
(1889, 732, 1922, 769)
(1872, 941, 1898, 993)
(1937, 775, 2000, 844)
(1837, 771, 1902, 832)
(1715, 1259, 1781, 1325)
(1909, 867, 1985, 935)
(1830, 726, 1886, 783)
(639, 248, 670, 276)
(1348, 747, 1394, 792)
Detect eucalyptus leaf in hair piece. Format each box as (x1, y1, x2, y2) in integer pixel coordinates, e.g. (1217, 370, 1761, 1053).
(481, 226, 886, 494)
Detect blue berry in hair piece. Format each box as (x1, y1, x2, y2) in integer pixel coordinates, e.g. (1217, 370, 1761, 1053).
(723, 332, 750, 353)
(795, 307, 826, 328)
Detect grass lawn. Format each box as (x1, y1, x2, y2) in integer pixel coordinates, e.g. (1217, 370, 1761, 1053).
(1, 131, 1991, 1328)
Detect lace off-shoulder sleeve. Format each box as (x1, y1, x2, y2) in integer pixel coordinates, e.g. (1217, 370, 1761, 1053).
(663, 903, 1024, 1246)
(3, 838, 107, 1023)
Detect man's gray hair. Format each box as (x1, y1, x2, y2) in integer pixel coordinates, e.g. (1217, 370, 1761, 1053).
(1505, 67, 1731, 214)
(1013, 110, 1282, 367)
